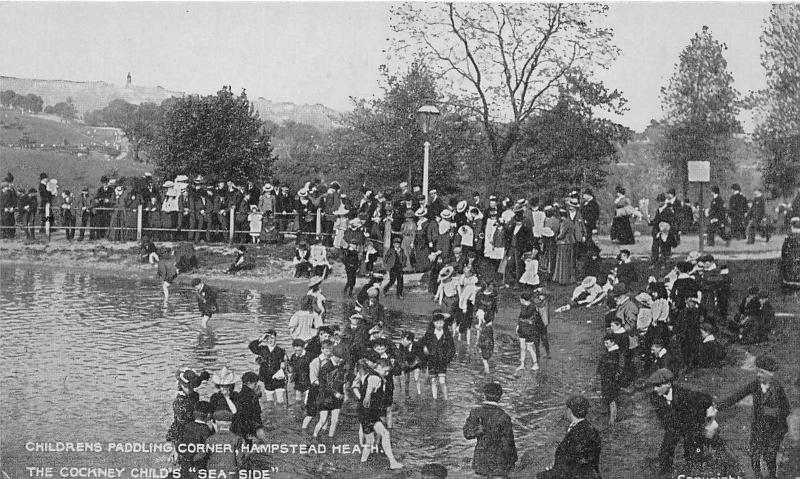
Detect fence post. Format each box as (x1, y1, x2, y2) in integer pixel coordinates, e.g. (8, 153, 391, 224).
(229, 207, 235, 243)
(136, 205, 143, 242)
(316, 208, 322, 237)
(45, 202, 51, 240)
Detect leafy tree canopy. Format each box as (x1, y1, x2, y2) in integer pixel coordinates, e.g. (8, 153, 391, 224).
(151, 86, 274, 184)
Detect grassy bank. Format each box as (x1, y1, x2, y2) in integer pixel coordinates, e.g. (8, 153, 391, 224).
(0, 145, 151, 194)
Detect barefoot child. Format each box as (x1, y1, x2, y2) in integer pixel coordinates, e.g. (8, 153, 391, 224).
(516, 292, 540, 371)
(301, 340, 333, 430)
(313, 345, 347, 438)
(456, 264, 480, 344)
(287, 339, 311, 404)
(532, 286, 552, 360)
(248, 329, 288, 409)
(474, 281, 498, 346)
(434, 266, 459, 335)
(358, 358, 404, 469)
(421, 312, 456, 399)
(192, 278, 218, 328)
(399, 332, 423, 396)
(477, 311, 495, 374)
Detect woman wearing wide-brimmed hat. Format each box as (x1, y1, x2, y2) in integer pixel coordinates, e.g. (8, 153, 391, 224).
(331, 204, 350, 250)
(166, 368, 210, 444)
(209, 367, 239, 414)
(611, 185, 635, 245)
(552, 201, 580, 285)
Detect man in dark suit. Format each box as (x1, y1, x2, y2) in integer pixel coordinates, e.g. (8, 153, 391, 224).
(707, 186, 729, 246)
(581, 189, 600, 243)
(538, 395, 601, 479)
(648, 368, 714, 477)
(464, 382, 518, 478)
(747, 188, 770, 244)
(505, 209, 533, 287)
(649, 193, 676, 264)
(427, 188, 445, 218)
(717, 355, 790, 479)
(192, 278, 218, 328)
(728, 184, 748, 240)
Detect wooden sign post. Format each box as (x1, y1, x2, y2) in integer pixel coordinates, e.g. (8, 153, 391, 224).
(688, 161, 710, 252)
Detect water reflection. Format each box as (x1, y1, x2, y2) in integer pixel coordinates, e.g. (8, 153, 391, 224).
(1, 263, 583, 478)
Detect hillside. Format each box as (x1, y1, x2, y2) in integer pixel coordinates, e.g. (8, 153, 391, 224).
(252, 97, 339, 131)
(0, 76, 181, 115)
(1, 76, 341, 131)
(0, 108, 121, 148)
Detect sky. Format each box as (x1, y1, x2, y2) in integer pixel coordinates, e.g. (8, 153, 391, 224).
(0, 2, 772, 132)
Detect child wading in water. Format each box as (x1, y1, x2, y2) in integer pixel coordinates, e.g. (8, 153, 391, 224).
(421, 312, 456, 399)
(516, 292, 541, 371)
(358, 358, 403, 469)
(399, 332, 422, 396)
(313, 345, 347, 438)
(477, 309, 495, 374)
(531, 285, 552, 360)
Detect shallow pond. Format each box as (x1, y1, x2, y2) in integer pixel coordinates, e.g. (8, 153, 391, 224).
(0, 264, 600, 478)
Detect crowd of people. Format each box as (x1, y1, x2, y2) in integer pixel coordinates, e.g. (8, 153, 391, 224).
(161, 237, 791, 478)
(3, 169, 796, 478)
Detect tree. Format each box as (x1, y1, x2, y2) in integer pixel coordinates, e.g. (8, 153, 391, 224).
(658, 26, 741, 197)
(86, 99, 161, 162)
(24, 93, 43, 113)
(389, 3, 623, 189)
(753, 4, 800, 196)
(508, 94, 631, 200)
(0, 90, 15, 108)
(323, 62, 479, 194)
(151, 86, 275, 183)
(46, 98, 78, 121)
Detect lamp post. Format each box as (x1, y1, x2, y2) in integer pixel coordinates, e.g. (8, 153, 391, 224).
(416, 101, 440, 204)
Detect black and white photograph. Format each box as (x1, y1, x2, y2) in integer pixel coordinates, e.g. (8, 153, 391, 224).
(1, 2, 799, 478)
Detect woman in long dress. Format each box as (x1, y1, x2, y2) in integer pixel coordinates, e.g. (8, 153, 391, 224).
(610, 186, 635, 245)
(413, 208, 431, 273)
(541, 207, 560, 278)
(780, 217, 800, 288)
(482, 209, 505, 262)
(552, 207, 577, 284)
(400, 210, 416, 272)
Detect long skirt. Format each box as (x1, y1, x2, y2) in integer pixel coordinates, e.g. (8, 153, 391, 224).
(780, 234, 800, 288)
(610, 215, 635, 244)
(541, 236, 556, 277)
(552, 243, 576, 285)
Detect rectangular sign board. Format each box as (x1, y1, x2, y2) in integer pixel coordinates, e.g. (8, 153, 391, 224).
(688, 161, 710, 182)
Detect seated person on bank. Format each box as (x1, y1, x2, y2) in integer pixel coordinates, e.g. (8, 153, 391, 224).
(139, 235, 159, 264)
(227, 245, 255, 274)
(697, 322, 726, 368)
(293, 241, 312, 278)
(309, 236, 332, 278)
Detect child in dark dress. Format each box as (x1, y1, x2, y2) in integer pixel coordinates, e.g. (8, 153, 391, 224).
(516, 292, 541, 371)
(364, 337, 399, 428)
(287, 339, 311, 404)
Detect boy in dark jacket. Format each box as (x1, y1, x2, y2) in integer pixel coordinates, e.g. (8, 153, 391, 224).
(717, 355, 790, 479)
(421, 312, 456, 400)
(399, 332, 422, 396)
(598, 334, 624, 424)
(233, 372, 263, 439)
(538, 396, 601, 479)
(383, 237, 407, 298)
(463, 383, 517, 478)
(697, 323, 726, 368)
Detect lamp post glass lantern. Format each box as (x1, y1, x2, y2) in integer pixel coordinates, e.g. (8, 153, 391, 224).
(416, 102, 440, 204)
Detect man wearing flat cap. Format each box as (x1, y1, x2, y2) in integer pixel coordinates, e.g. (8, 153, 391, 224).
(464, 382, 517, 478)
(538, 395, 601, 479)
(648, 368, 714, 477)
(717, 355, 790, 479)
